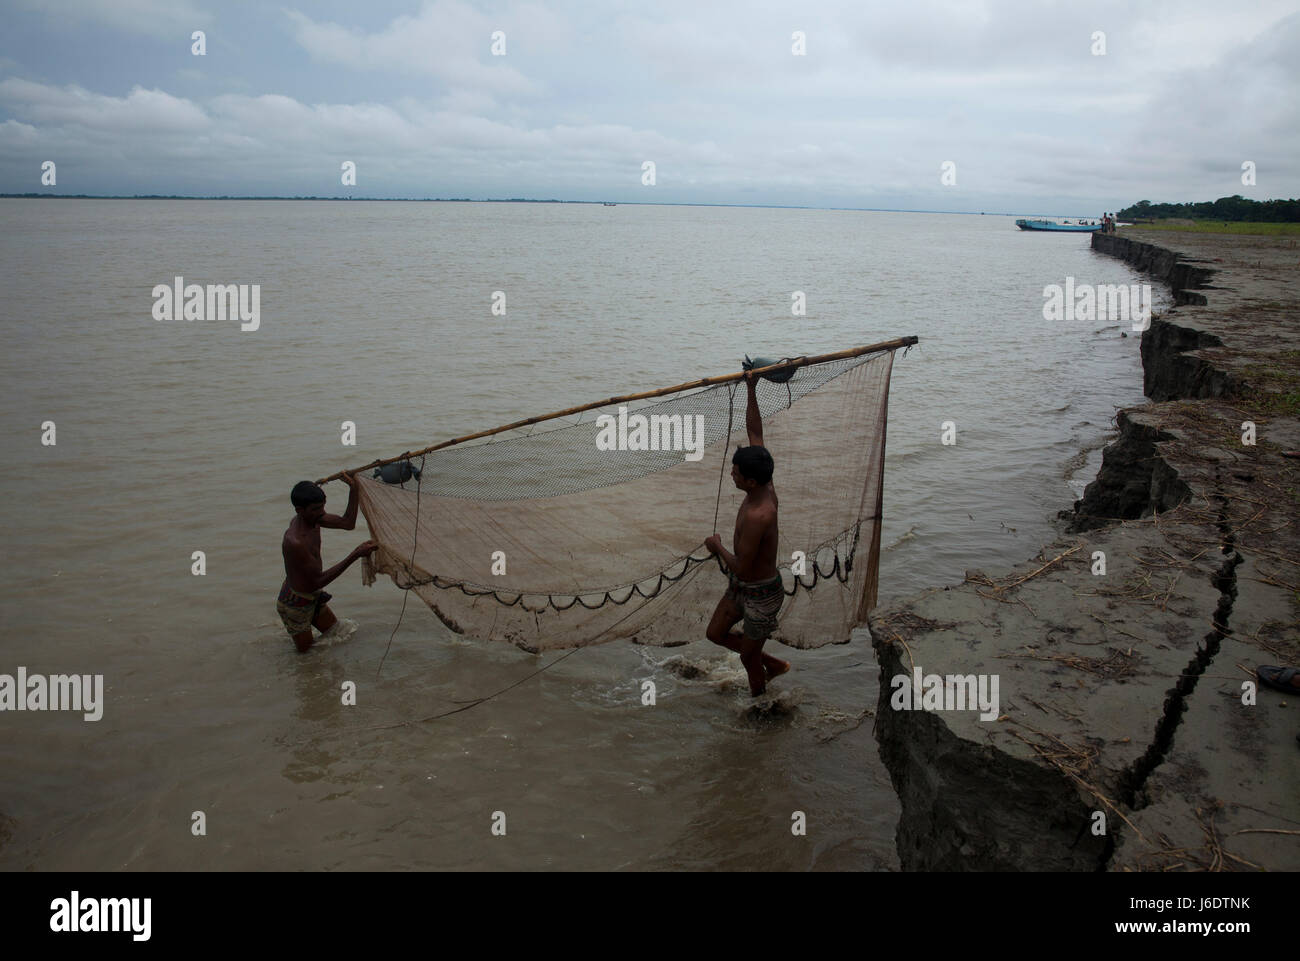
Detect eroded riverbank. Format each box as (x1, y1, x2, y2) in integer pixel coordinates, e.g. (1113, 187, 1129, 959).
(868, 229, 1300, 871)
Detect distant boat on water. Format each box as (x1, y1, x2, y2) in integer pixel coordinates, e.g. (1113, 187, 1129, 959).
(603, 202, 617, 206)
(1015, 219, 1102, 232)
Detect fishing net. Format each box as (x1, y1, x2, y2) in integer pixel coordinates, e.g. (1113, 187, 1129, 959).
(351, 345, 902, 652)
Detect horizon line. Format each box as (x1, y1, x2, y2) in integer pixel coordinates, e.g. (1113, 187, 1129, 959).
(0, 194, 1124, 217)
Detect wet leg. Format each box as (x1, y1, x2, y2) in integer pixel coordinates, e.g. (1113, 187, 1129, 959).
(706, 595, 744, 651)
(762, 651, 791, 681)
(738, 640, 768, 696)
(709, 596, 769, 694)
(312, 604, 338, 635)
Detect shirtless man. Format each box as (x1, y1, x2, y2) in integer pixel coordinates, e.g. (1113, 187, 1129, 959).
(704, 372, 791, 696)
(278, 474, 377, 652)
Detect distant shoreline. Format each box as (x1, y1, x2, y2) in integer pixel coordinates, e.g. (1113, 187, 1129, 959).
(0, 194, 1082, 218)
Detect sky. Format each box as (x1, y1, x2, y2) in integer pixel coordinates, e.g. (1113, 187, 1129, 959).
(1, 0, 1297, 213)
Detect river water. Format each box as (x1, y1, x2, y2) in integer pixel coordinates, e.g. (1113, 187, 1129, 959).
(0, 200, 1159, 869)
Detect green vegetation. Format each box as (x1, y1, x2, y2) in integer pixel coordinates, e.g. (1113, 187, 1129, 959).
(1118, 195, 1300, 223)
(1238, 352, 1300, 418)
(1120, 220, 1300, 236)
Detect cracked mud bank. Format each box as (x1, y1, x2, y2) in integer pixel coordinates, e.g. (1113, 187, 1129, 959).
(868, 230, 1300, 871)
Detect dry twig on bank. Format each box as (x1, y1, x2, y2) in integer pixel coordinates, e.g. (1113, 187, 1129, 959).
(1003, 720, 1146, 842)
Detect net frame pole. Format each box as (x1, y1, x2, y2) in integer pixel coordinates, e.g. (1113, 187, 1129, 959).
(857, 351, 895, 621)
(318, 336, 918, 484)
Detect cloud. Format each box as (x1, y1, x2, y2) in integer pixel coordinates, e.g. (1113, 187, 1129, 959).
(0, 77, 723, 195)
(1123, 11, 1300, 195)
(0, 79, 210, 133)
(0, 118, 40, 151)
(9, 0, 210, 39)
(285, 1, 540, 98)
(0, 1, 1295, 205)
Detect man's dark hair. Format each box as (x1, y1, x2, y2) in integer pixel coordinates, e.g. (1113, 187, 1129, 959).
(732, 445, 774, 485)
(291, 480, 326, 510)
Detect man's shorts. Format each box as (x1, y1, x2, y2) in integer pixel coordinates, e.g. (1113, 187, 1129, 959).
(724, 572, 785, 641)
(277, 580, 332, 636)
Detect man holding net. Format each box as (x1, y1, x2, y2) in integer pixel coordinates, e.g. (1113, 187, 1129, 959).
(704, 371, 791, 696)
(278, 474, 377, 652)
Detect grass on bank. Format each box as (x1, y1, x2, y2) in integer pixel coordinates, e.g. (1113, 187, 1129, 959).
(1237, 351, 1300, 418)
(1121, 221, 1300, 236)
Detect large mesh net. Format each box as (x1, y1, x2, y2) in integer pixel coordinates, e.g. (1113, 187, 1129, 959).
(354, 347, 898, 652)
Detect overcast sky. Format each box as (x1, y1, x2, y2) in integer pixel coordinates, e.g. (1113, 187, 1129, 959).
(1, 0, 1297, 213)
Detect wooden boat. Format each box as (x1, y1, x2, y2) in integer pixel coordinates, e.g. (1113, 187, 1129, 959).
(1015, 219, 1102, 232)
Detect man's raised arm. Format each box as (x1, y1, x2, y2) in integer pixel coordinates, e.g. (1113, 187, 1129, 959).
(745, 373, 763, 448)
(320, 472, 360, 530)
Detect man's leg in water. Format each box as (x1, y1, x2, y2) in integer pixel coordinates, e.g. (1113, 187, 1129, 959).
(312, 604, 338, 635)
(290, 604, 338, 653)
(706, 596, 788, 695)
(706, 594, 745, 652)
(762, 642, 791, 682)
(740, 639, 791, 696)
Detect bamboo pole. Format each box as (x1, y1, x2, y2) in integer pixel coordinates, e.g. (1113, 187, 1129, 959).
(317, 336, 919, 484)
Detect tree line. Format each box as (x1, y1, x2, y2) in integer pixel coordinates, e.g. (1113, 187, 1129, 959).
(1117, 196, 1300, 222)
